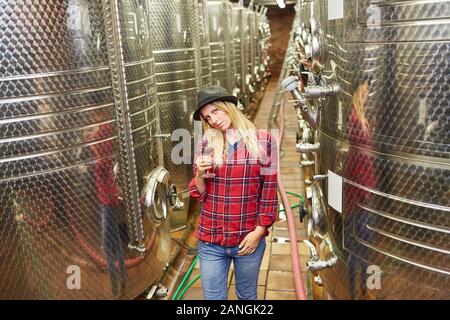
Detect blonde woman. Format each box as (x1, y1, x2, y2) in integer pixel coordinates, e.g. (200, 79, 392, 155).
(345, 80, 377, 299)
(189, 86, 278, 300)
(346, 80, 376, 203)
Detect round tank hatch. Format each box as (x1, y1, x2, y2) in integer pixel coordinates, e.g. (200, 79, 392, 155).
(140, 167, 172, 226)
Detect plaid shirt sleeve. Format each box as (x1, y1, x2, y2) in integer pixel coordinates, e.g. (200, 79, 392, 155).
(257, 131, 279, 227)
(188, 165, 207, 203)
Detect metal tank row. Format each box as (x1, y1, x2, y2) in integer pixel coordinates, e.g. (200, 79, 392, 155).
(209, 0, 272, 115)
(0, 0, 271, 299)
(273, 0, 449, 299)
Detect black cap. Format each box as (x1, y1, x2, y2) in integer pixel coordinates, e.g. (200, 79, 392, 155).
(192, 86, 238, 121)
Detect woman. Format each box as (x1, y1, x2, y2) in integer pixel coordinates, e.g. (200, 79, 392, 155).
(188, 86, 278, 300)
(344, 80, 377, 299)
(345, 80, 377, 211)
(90, 115, 127, 299)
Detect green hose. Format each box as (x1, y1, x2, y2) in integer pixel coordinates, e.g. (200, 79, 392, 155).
(177, 274, 201, 300)
(171, 255, 199, 300)
(278, 203, 300, 213)
(285, 191, 305, 203)
(277, 190, 305, 213)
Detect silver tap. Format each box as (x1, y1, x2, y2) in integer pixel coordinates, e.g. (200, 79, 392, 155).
(281, 76, 319, 130)
(312, 174, 327, 181)
(300, 160, 315, 167)
(172, 198, 185, 211)
(303, 238, 338, 272)
(305, 83, 340, 98)
(296, 142, 320, 153)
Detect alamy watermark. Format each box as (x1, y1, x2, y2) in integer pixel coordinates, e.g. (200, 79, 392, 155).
(367, 5, 381, 29)
(366, 265, 381, 290)
(66, 265, 81, 290)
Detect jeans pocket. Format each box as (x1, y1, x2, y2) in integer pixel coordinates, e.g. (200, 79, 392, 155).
(199, 239, 210, 246)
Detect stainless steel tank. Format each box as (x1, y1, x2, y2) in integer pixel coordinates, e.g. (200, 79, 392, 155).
(207, 0, 236, 94)
(251, 4, 271, 91)
(253, 7, 263, 90)
(298, 0, 449, 299)
(198, 0, 213, 87)
(256, 6, 271, 82)
(0, 0, 172, 299)
(232, 3, 249, 112)
(148, 0, 204, 231)
(244, 7, 257, 101)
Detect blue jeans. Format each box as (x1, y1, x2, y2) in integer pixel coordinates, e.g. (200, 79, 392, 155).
(346, 209, 374, 300)
(198, 239, 266, 300)
(101, 205, 127, 298)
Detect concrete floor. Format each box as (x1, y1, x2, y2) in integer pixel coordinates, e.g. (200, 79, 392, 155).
(182, 78, 310, 300)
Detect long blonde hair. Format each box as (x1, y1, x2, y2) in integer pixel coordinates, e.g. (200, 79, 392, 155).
(200, 101, 264, 166)
(351, 81, 370, 131)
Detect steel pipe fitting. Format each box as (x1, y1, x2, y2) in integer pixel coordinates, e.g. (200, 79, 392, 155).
(304, 83, 340, 98)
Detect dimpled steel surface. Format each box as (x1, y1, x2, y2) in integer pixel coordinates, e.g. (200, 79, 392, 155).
(148, 0, 204, 230)
(232, 4, 249, 110)
(208, 0, 236, 93)
(0, 0, 170, 299)
(312, 0, 449, 299)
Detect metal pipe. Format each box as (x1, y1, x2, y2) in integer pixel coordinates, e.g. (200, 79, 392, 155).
(300, 160, 315, 167)
(296, 142, 320, 153)
(281, 76, 319, 129)
(303, 239, 338, 272)
(304, 83, 340, 98)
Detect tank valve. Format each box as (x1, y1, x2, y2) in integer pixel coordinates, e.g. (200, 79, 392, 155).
(281, 76, 319, 129)
(299, 205, 308, 223)
(305, 174, 327, 185)
(128, 243, 147, 255)
(155, 285, 168, 298)
(300, 160, 315, 167)
(303, 238, 338, 272)
(312, 174, 327, 181)
(172, 198, 185, 212)
(314, 275, 324, 286)
(307, 255, 338, 272)
(296, 142, 320, 153)
(304, 83, 340, 98)
(167, 184, 184, 212)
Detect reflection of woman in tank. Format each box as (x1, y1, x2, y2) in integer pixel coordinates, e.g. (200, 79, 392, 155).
(90, 119, 127, 299)
(344, 80, 377, 299)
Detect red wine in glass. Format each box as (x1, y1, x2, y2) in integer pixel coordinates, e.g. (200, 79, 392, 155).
(202, 146, 215, 178)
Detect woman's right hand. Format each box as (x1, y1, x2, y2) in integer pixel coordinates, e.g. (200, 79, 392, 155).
(195, 155, 213, 177)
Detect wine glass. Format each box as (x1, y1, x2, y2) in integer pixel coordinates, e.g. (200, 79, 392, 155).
(202, 146, 215, 178)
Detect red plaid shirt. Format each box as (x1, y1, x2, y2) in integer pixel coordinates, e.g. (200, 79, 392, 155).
(93, 123, 120, 208)
(189, 130, 278, 246)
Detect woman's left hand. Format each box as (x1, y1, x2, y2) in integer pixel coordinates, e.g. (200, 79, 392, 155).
(238, 226, 266, 256)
